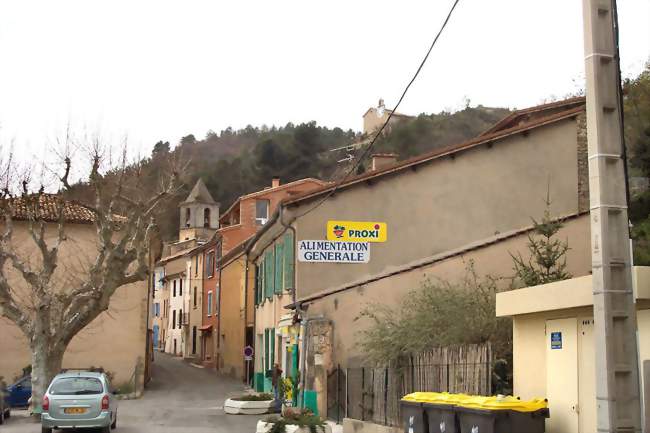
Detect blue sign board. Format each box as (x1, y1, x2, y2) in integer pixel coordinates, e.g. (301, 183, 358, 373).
(551, 332, 562, 349)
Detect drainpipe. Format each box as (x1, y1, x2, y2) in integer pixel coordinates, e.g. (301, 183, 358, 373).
(279, 207, 297, 307)
(243, 255, 251, 385)
(216, 242, 223, 370)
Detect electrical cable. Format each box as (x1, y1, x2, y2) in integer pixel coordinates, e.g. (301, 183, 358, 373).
(290, 0, 462, 220)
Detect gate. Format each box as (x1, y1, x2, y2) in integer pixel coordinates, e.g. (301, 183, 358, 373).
(327, 365, 346, 423)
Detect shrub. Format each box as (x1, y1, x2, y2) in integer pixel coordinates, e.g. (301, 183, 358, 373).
(263, 408, 326, 433)
(231, 393, 274, 401)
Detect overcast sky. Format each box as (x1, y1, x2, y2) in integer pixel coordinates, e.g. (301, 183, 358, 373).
(0, 0, 648, 161)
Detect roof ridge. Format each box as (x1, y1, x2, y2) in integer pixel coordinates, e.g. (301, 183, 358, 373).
(283, 104, 585, 207)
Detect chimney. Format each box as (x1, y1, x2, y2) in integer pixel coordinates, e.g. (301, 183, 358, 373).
(371, 153, 398, 171)
(271, 177, 281, 188)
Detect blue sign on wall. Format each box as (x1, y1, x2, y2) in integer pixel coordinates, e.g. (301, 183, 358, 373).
(551, 332, 562, 349)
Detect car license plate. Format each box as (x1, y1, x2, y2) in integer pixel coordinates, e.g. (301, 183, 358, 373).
(64, 407, 87, 414)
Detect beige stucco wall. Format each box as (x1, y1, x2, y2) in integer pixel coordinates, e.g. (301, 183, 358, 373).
(291, 118, 582, 300)
(302, 216, 591, 367)
(219, 255, 248, 378)
(0, 222, 148, 388)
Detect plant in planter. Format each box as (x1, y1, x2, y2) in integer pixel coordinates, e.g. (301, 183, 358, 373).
(256, 409, 331, 433)
(225, 393, 276, 415)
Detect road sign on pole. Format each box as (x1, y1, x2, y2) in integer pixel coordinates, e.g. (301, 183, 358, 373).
(244, 345, 254, 361)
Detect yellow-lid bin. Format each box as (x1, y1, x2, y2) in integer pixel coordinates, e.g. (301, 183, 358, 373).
(457, 395, 548, 413)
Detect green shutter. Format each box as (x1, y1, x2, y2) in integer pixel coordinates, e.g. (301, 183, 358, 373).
(271, 328, 276, 367)
(275, 242, 283, 294)
(284, 232, 294, 292)
(264, 252, 271, 299)
(264, 329, 269, 372)
(255, 265, 260, 306)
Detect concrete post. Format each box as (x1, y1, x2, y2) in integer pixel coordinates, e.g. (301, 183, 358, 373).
(582, 0, 642, 431)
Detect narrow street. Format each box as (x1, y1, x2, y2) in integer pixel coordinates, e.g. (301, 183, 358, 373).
(2, 352, 261, 433)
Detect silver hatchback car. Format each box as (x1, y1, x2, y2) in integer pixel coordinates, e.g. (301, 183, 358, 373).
(41, 371, 118, 433)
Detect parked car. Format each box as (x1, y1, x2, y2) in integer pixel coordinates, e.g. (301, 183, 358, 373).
(6, 375, 31, 407)
(0, 382, 10, 425)
(41, 370, 118, 433)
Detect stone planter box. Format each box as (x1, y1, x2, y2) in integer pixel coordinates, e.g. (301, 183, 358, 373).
(224, 398, 276, 415)
(256, 420, 332, 433)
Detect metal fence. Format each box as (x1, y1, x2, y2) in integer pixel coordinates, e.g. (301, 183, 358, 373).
(327, 343, 492, 426)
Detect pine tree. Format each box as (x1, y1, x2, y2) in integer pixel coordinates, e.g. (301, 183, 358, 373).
(511, 194, 571, 287)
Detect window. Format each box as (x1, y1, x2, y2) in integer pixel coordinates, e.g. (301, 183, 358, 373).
(179, 279, 183, 297)
(173, 280, 176, 297)
(264, 249, 274, 299)
(216, 241, 223, 269)
(185, 208, 191, 227)
(206, 251, 215, 278)
(207, 291, 213, 316)
(172, 310, 176, 329)
(255, 264, 262, 306)
(204, 208, 211, 228)
(154, 303, 160, 317)
(193, 287, 198, 308)
(179, 309, 183, 328)
(50, 377, 103, 395)
(195, 255, 199, 275)
(275, 241, 283, 294)
(255, 199, 270, 225)
(283, 232, 294, 291)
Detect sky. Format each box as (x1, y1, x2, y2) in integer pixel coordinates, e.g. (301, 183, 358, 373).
(0, 0, 648, 162)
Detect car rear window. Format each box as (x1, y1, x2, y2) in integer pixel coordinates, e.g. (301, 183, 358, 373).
(49, 377, 104, 395)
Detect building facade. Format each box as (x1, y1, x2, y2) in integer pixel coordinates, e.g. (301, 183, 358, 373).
(0, 196, 151, 391)
(157, 179, 219, 357)
(248, 98, 593, 415)
(200, 177, 327, 373)
(496, 268, 650, 433)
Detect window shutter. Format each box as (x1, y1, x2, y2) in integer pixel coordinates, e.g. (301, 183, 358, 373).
(265, 250, 274, 299)
(274, 242, 283, 294)
(264, 329, 270, 372)
(270, 328, 275, 367)
(255, 265, 261, 306)
(284, 232, 294, 292)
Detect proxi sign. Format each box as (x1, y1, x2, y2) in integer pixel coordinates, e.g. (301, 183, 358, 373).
(327, 221, 387, 242)
(298, 240, 370, 263)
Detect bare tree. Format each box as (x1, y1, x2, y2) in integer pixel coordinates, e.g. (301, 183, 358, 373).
(0, 144, 182, 413)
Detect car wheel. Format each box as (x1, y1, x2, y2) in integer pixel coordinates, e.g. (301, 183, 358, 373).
(111, 411, 117, 429)
(41, 427, 52, 433)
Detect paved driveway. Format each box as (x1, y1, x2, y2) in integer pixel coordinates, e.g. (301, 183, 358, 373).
(2, 352, 261, 433)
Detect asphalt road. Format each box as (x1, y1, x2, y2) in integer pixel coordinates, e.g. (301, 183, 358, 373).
(2, 352, 261, 433)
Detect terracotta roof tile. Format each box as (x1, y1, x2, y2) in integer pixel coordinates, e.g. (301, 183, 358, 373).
(3, 193, 96, 224)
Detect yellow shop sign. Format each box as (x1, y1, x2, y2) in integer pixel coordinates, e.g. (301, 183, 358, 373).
(327, 221, 387, 242)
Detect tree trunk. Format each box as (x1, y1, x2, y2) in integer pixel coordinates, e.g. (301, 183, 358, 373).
(30, 344, 65, 415)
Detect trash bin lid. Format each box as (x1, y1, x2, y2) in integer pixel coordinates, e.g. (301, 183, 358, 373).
(402, 392, 469, 405)
(458, 395, 548, 412)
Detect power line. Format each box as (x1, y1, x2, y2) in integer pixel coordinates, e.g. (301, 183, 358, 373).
(291, 0, 462, 220)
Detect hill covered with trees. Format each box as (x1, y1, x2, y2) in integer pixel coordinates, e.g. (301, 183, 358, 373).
(130, 104, 513, 240)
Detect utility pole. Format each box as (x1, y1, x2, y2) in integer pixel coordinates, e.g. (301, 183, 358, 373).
(582, 0, 642, 431)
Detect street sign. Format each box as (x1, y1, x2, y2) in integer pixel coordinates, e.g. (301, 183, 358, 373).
(298, 240, 370, 263)
(327, 220, 387, 242)
(244, 345, 254, 361)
